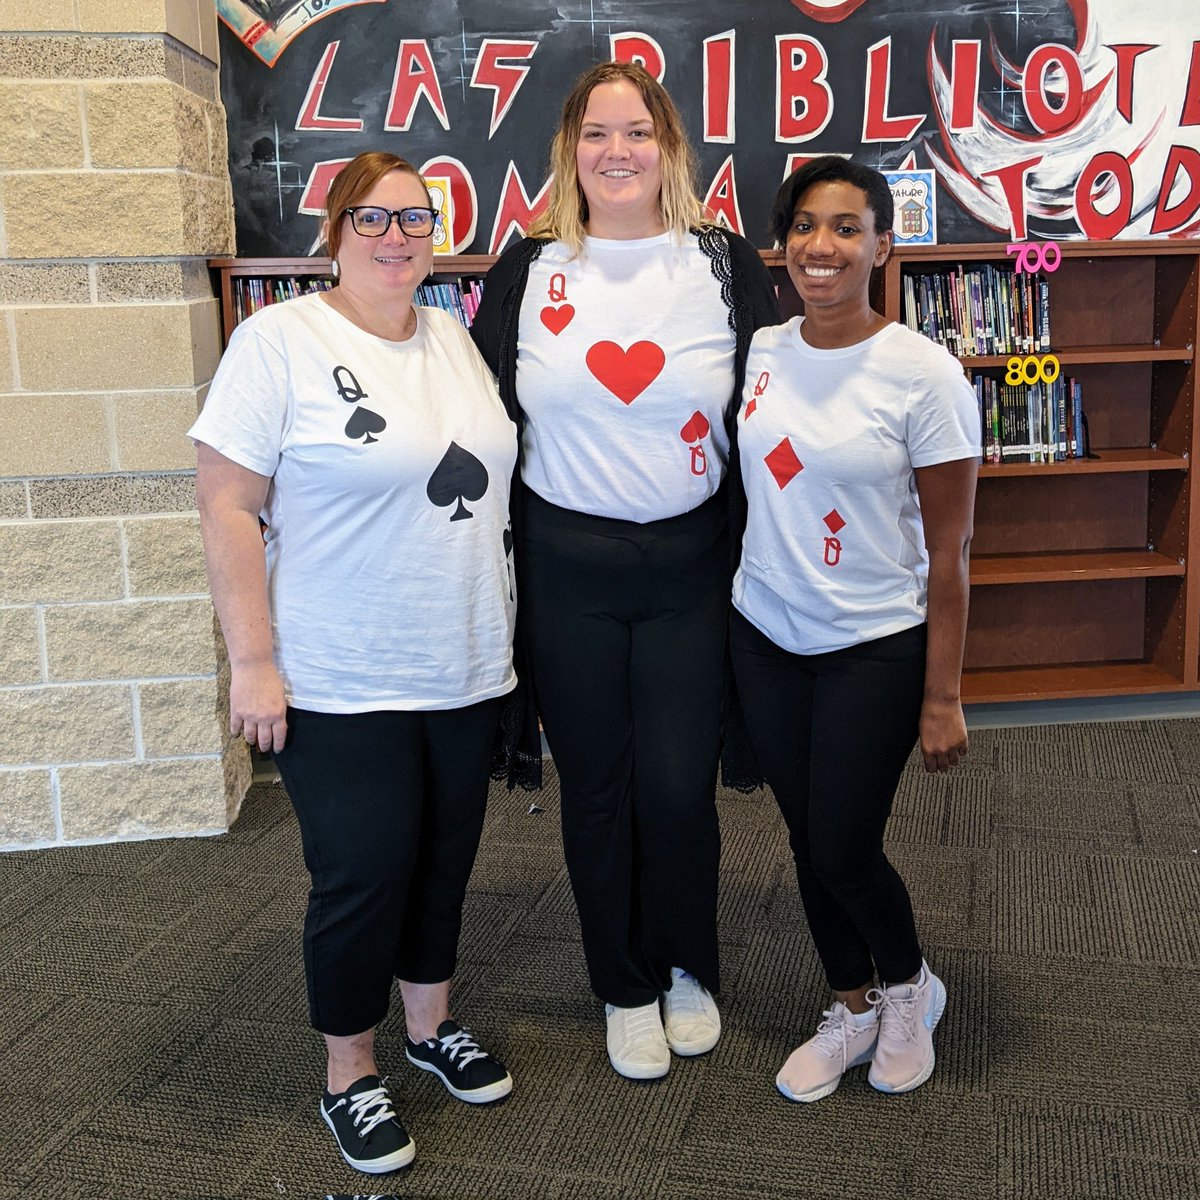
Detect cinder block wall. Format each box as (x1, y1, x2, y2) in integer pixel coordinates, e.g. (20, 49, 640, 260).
(0, 1, 249, 849)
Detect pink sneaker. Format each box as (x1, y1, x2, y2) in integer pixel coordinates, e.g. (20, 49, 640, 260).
(775, 1002, 878, 1103)
(867, 961, 947, 1094)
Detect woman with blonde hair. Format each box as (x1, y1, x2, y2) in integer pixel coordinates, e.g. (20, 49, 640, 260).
(472, 61, 779, 1080)
(193, 151, 516, 1174)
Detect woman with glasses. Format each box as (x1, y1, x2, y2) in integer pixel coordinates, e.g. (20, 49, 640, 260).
(471, 63, 779, 1081)
(191, 152, 517, 1176)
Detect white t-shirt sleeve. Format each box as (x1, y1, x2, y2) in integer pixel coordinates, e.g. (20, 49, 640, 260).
(905, 342, 981, 469)
(188, 315, 290, 478)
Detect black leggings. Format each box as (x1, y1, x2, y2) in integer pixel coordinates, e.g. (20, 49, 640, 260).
(273, 699, 503, 1037)
(519, 487, 728, 1007)
(730, 610, 926, 990)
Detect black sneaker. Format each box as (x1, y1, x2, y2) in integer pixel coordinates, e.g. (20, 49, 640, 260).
(320, 1075, 416, 1174)
(405, 1020, 513, 1103)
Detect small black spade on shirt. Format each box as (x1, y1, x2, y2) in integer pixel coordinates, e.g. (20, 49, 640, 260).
(345, 406, 386, 443)
(427, 442, 488, 520)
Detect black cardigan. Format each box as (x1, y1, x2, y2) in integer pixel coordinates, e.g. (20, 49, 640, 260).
(473, 227, 782, 791)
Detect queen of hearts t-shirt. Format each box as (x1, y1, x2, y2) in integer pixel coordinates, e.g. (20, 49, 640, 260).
(515, 232, 737, 523)
(189, 294, 517, 713)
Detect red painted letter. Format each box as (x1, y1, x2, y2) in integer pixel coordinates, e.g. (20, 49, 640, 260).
(386, 40, 449, 132)
(1022, 43, 1084, 135)
(948, 40, 981, 133)
(295, 42, 363, 131)
(1181, 42, 1200, 126)
(704, 30, 735, 143)
(1075, 152, 1134, 239)
(862, 37, 925, 142)
(470, 39, 538, 140)
(982, 156, 1043, 241)
(488, 162, 552, 254)
(419, 156, 478, 252)
(610, 33, 665, 81)
(702, 155, 743, 234)
(776, 36, 833, 142)
(1150, 145, 1200, 235)
(1106, 43, 1156, 124)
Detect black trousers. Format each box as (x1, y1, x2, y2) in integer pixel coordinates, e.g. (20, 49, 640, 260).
(518, 487, 728, 1007)
(730, 610, 926, 990)
(273, 699, 503, 1037)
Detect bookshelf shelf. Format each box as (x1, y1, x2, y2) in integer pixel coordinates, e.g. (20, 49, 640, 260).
(971, 549, 1184, 585)
(962, 661, 1185, 703)
(956, 345, 1193, 367)
(210, 236, 1200, 706)
(978, 448, 1189, 477)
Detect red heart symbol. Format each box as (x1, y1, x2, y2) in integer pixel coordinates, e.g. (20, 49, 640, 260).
(680, 410, 710, 443)
(585, 340, 665, 405)
(540, 304, 575, 335)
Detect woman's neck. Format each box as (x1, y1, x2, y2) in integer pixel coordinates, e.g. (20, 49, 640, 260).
(322, 282, 417, 341)
(800, 301, 890, 350)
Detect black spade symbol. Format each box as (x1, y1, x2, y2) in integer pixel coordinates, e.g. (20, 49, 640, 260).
(503, 528, 513, 557)
(427, 442, 488, 521)
(345, 406, 386, 444)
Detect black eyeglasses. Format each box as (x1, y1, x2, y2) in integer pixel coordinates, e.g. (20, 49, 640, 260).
(343, 206, 440, 238)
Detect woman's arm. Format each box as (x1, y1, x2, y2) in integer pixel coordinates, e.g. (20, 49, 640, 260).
(913, 456, 978, 772)
(195, 442, 288, 753)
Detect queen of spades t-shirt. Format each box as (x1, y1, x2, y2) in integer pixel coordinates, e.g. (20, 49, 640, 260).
(189, 294, 518, 712)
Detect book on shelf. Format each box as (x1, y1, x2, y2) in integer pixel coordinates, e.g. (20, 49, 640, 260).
(970, 370, 1085, 464)
(903, 263, 1051, 357)
(230, 273, 485, 332)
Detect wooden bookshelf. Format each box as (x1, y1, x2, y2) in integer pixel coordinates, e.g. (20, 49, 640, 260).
(210, 237, 1200, 705)
(883, 239, 1200, 703)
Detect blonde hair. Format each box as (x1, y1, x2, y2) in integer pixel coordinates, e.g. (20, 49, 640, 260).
(527, 61, 710, 254)
(323, 151, 430, 261)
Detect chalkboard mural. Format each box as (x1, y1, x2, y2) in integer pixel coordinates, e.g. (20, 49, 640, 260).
(217, 0, 1200, 255)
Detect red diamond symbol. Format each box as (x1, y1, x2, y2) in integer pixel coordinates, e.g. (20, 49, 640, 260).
(745, 397, 758, 419)
(765, 438, 803, 489)
(824, 509, 846, 535)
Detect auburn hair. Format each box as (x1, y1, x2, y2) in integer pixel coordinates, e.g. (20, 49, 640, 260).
(323, 151, 430, 262)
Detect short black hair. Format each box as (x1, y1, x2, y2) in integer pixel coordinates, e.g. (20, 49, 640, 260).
(768, 155, 894, 246)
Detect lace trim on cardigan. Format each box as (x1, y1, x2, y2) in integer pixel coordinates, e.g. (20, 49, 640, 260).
(696, 225, 738, 337)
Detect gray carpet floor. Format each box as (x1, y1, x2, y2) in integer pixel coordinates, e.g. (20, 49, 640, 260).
(2, 719, 1199, 1200)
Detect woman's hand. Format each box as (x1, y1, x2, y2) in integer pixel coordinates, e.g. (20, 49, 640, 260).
(919, 696, 968, 772)
(230, 659, 288, 753)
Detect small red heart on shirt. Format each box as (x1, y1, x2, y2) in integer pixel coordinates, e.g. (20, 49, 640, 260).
(585, 340, 665, 405)
(540, 304, 575, 335)
(680, 411, 710, 443)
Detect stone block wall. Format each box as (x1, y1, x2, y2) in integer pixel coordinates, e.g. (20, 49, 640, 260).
(0, 1, 249, 849)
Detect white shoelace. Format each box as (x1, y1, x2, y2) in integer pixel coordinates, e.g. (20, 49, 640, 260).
(344, 1082, 398, 1138)
(868, 985, 918, 1047)
(809, 1006, 861, 1069)
(619, 1002, 664, 1043)
(666, 972, 709, 1018)
(435, 1025, 487, 1069)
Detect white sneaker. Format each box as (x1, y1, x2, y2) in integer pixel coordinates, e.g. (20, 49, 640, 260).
(775, 1002, 878, 1103)
(605, 1000, 670, 1079)
(867, 960, 947, 1094)
(661, 967, 721, 1056)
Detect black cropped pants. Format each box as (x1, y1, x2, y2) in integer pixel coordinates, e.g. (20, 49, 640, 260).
(519, 487, 728, 1007)
(731, 610, 926, 991)
(273, 698, 503, 1037)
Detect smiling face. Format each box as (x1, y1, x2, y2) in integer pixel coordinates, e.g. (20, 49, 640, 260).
(334, 169, 433, 298)
(575, 79, 665, 239)
(785, 179, 893, 312)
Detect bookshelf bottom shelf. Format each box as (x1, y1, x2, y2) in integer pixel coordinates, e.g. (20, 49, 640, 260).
(961, 661, 1188, 704)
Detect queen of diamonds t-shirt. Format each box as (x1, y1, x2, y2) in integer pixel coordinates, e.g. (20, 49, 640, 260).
(189, 293, 518, 712)
(734, 318, 979, 655)
(515, 232, 737, 522)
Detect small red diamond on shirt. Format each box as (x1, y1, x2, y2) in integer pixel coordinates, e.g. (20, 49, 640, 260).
(745, 397, 758, 418)
(765, 438, 803, 489)
(824, 509, 846, 535)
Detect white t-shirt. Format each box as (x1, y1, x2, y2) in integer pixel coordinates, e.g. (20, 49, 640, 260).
(734, 318, 979, 655)
(189, 293, 518, 712)
(516, 232, 736, 522)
